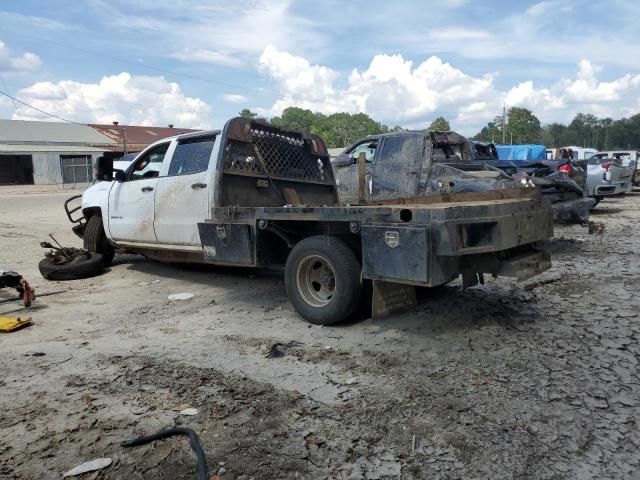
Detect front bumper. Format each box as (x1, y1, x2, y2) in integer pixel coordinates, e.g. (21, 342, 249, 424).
(64, 194, 86, 239)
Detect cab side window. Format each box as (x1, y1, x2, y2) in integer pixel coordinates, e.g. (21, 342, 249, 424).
(347, 140, 378, 163)
(128, 143, 170, 180)
(167, 135, 216, 176)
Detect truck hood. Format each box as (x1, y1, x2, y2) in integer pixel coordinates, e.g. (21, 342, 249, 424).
(82, 181, 113, 209)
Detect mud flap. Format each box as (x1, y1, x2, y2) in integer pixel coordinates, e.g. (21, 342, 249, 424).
(371, 280, 417, 319)
(498, 250, 551, 282)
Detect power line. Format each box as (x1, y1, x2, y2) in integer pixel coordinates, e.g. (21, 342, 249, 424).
(0, 89, 83, 124)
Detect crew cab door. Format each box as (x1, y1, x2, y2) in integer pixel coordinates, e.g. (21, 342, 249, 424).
(107, 142, 171, 243)
(369, 135, 423, 200)
(153, 134, 217, 246)
(332, 139, 378, 204)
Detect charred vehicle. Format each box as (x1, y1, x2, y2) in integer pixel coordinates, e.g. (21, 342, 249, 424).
(332, 131, 519, 204)
(469, 142, 595, 223)
(65, 120, 553, 325)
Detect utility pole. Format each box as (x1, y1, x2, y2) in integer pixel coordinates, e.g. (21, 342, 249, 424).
(502, 104, 506, 144)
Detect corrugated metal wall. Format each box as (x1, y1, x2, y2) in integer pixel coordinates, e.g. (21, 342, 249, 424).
(32, 152, 101, 185)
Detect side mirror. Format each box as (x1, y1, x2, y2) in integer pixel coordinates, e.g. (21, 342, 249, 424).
(332, 153, 355, 167)
(94, 156, 113, 182)
(114, 169, 126, 182)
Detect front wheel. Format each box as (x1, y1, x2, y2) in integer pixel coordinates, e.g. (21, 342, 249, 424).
(285, 236, 362, 325)
(84, 215, 115, 266)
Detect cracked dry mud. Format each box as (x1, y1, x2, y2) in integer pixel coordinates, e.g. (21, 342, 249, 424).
(1, 187, 639, 479)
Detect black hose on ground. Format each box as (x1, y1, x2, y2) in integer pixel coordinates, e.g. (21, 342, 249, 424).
(121, 427, 209, 480)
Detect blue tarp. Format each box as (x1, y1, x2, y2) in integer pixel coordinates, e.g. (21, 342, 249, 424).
(495, 144, 546, 161)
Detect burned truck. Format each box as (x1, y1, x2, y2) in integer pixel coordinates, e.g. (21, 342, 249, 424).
(470, 142, 595, 223)
(66, 119, 553, 325)
(332, 131, 521, 202)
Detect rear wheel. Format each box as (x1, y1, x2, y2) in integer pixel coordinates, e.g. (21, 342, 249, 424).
(84, 215, 114, 266)
(285, 236, 362, 325)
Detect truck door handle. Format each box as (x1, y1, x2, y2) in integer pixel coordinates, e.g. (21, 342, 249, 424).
(141, 186, 154, 192)
(191, 183, 207, 189)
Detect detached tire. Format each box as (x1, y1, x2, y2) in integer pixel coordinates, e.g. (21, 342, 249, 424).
(39, 252, 104, 280)
(84, 215, 114, 266)
(285, 236, 362, 325)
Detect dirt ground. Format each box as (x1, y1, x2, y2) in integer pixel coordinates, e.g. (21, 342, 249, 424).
(1, 185, 639, 480)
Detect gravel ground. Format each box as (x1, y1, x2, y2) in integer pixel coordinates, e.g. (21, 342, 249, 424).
(1, 186, 639, 480)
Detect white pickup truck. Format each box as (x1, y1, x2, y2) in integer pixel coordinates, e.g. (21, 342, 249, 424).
(66, 118, 553, 325)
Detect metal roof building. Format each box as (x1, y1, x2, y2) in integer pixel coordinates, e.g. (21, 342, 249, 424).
(0, 119, 198, 186)
(89, 124, 199, 153)
(0, 120, 116, 186)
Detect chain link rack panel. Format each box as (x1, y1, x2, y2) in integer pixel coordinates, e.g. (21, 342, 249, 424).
(223, 126, 330, 184)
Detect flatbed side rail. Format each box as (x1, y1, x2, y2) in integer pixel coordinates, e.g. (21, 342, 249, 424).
(363, 186, 539, 206)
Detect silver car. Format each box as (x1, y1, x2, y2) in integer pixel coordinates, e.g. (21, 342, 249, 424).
(586, 153, 635, 201)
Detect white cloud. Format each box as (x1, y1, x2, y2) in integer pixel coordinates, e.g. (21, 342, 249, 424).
(11, 73, 211, 128)
(526, 1, 553, 16)
(221, 93, 248, 103)
(258, 47, 640, 134)
(259, 46, 498, 132)
(430, 28, 491, 41)
(96, 0, 326, 63)
(0, 40, 42, 72)
(170, 48, 243, 67)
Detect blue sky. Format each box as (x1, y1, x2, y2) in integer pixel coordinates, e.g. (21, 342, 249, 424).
(0, 0, 639, 135)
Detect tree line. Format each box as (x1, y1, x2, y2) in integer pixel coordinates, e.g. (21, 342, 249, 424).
(239, 107, 640, 150)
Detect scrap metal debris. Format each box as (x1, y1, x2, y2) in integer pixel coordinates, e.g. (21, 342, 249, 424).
(122, 427, 209, 480)
(0, 268, 35, 307)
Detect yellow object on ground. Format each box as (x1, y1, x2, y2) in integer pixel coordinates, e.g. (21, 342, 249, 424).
(0, 316, 32, 332)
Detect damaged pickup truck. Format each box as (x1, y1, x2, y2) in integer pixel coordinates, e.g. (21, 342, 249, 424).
(66, 120, 553, 325)
(469, 142, 595, 223)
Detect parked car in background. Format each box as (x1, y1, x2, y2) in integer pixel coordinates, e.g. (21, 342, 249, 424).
(563, 146, 598, 160)
(472, 143, 594, 223)
(586, 153, 635, 202)
(595, 150, 639, 186)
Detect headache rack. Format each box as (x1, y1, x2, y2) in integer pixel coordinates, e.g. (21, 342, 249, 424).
(222, 121, 332, 185)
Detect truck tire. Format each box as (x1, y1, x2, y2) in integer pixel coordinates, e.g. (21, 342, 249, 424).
(285, 236, 362, 325)
(39, 252, 104, 280)
(84, 215, 115, 266)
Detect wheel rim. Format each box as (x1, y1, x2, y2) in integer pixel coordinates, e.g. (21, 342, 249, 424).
(296, 255, 336, 307)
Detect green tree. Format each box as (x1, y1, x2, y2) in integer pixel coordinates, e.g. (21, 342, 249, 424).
(270, 107, 389, 147)
(239, 109, 257, 119)
(473, 116, 503, 143)
(505, 107, 542, 144)
(429, 116, 451, 131)
(270, 107, 320, 132)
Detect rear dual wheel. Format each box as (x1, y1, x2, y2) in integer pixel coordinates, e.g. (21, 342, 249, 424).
(285, 236, 362, 325)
